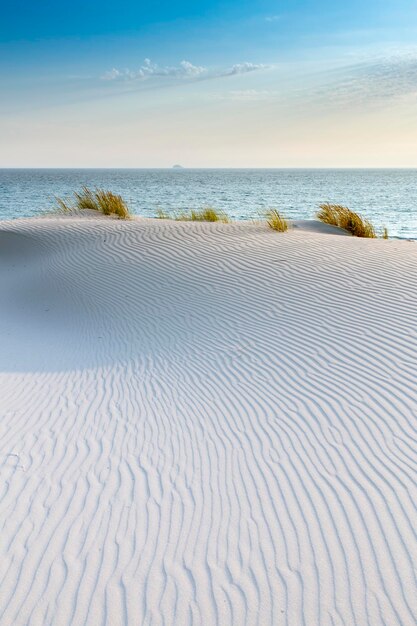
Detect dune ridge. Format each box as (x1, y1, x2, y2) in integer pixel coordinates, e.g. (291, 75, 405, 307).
(0, 215, 416, 625)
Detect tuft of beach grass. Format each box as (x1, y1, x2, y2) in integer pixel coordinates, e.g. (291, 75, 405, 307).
(317, 203, 376, 238)
(95, 189, 130, 219)
(155, 208, 171, 219)
(175, 207, 230, 223)
(266, 209, 288, 232)
(54, 196, 73, 214)
(54, 187, 131, 220)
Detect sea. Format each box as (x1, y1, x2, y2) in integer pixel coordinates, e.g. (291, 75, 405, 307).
(1, 168, 417, 239)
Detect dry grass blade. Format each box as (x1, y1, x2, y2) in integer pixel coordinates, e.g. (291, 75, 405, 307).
(54, 187, 131, 219)
(74, 187, 98, 211)
(155, 209, 171, 219)
(95, 189, 130, 219)
(266, 209, 288, 232)
(176, 207, 230, 223)
(54, 196, 73, 213)
(155, 209, 169, 220)
(317, 203, 376, 238)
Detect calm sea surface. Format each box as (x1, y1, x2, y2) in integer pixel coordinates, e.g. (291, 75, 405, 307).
(1, 169, 417, 238)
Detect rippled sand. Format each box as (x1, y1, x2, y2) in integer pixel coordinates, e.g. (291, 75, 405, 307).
(0, 215, 416, 625)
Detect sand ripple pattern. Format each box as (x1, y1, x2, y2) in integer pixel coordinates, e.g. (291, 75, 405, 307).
(0, 216, 417, 625)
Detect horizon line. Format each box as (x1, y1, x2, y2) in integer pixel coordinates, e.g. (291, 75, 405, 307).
(1, 166, 417, 171)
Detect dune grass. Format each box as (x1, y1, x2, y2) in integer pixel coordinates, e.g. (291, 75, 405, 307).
(175, 207, 230, 223)
(317, 203, 377, 238)
(155, 208, 171, 219)
(55, 187, 131, 219)
(73, 187, 98, 211)
(266, 209, 288, 232)
(54, 197, 73, 213)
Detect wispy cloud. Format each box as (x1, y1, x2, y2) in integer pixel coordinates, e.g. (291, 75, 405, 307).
(223, 62, 267, 76)
(312, 53, 417, 108)
(265, 15, 281, 23)
(102, 59, 206, 81)
(101, 59, 268, 82)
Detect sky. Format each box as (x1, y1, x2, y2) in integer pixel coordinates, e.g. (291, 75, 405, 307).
(1, 0, 417, 167)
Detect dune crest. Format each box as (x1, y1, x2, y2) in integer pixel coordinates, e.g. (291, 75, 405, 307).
(0, 216, 416, 625)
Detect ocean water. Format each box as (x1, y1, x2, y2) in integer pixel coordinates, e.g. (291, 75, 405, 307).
(1, 168, 416, 238)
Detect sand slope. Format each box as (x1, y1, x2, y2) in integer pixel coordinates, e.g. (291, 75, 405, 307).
(0, 215, 416, 625)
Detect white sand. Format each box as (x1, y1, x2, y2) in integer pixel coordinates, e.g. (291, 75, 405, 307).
(0, 215, 416, 625)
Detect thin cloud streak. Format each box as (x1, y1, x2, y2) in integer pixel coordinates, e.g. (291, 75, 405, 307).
(223, 62, 267, 76)
(308, 53, 417, 109)
(101, 59, 268, 82)
(102, 58, 206, 81)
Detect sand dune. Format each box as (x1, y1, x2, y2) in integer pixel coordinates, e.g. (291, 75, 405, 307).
(0, 215, 417, 625)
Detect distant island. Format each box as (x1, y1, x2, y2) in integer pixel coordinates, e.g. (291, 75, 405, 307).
(172, 164, 184, 169)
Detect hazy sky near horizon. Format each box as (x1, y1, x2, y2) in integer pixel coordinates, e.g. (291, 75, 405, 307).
(2, 0, 417, 167)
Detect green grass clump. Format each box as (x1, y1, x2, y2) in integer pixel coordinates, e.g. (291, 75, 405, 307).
(317, 203, 376, 238)
(382, 226, 389, 239)
(55, 186, 131, 219)
(266, 209, 288, 232)
(175, 207, 230, 223)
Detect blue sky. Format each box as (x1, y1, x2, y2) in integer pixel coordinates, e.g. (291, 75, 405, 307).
(2, 0, 417, 166)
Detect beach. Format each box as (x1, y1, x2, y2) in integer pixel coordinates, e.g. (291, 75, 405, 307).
(0, 214, 416, 625)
